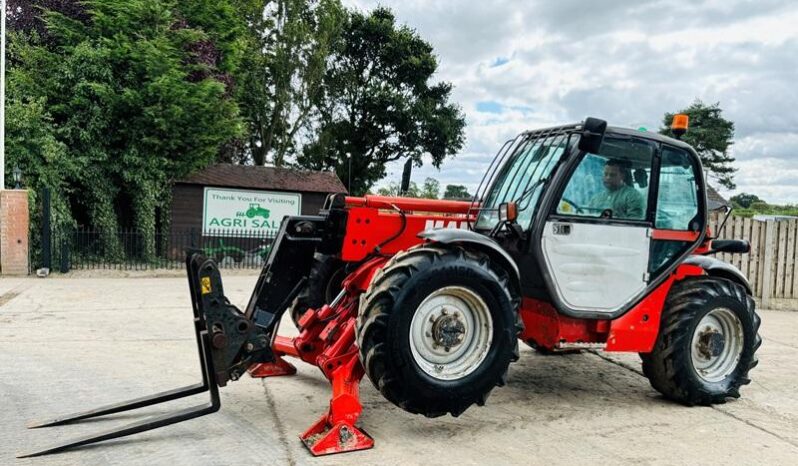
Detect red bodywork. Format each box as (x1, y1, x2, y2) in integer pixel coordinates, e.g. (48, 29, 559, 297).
(249, 195, 710, 454)
(338, 195, 708, 352)
(340, 195, 474, 261)
(519, 263, 704, 352)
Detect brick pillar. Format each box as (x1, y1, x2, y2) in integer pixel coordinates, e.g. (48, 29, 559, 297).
(0, 189, 30, 275)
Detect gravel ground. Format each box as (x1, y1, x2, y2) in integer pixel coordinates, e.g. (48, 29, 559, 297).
(1, 275, 797, 465)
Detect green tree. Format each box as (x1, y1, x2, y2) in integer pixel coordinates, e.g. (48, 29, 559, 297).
(233, 0, 345, 166)
(660, 100, 736, 190)
(376, 181, 419, 198)
(730, 192, 762, 209)
(4, 96, 74, 226)
(443, 184, 472, 200)
(7, 0, 89, 41)
(298, 7, 466, 195)
(375, 177, 438, 199)
(419, 177, 440, 199)
(8, 0, 244, 257)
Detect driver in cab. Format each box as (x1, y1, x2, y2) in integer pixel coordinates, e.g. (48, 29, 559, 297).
(589, 159, 644, 220)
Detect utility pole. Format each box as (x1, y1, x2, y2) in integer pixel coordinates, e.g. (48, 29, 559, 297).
(1, 0, 6, 190)
(346, 153, 352, 194)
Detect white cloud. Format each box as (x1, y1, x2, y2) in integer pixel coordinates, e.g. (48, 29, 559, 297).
(348, 0, 798, 205)
(719, 158, 798, 203)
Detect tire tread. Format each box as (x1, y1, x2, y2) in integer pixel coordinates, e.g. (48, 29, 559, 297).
(642, 276, 760, 405)
(357, 244, 521, 417)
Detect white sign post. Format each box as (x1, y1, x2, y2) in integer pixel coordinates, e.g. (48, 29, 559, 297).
(202, 187, 301, 237)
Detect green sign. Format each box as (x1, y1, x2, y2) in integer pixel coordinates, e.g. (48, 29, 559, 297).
(202, 187, 301, 236)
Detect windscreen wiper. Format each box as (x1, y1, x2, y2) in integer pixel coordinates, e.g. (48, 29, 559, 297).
(514, 177, 546, 210)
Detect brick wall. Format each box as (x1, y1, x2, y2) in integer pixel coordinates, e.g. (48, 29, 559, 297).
(0, 190, 30, 275)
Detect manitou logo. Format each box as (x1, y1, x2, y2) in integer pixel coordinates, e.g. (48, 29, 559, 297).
(424, 219, 469, 230)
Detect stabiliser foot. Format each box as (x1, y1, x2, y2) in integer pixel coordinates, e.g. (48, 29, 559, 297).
(287, 292, 375, 456)
(301, 415, 374, 456)
(248, 355, 297, 378)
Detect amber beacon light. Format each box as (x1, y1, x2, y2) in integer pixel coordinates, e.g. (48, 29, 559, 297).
(671, 114, 689, 139)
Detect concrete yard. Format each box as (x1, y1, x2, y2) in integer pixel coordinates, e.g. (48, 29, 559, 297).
(2, 275, 797, 465)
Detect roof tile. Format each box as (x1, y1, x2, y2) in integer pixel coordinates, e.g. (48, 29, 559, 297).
(707, 185, 729, 208)
(177, 164, 347, 194)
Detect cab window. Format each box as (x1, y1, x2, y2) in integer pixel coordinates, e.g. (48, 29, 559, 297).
(556, 137, 655, 221)
(656, 146, 699, 230)
(476, 134, 571, 230)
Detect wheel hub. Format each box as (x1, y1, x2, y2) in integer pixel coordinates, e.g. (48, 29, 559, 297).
(697, 328, 726, 359)
(409, 286, 494, 381)
(690, 307, 744, 383)
(431, 311, 466, 350)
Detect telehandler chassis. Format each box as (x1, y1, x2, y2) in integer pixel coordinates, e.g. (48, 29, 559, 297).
(20, 118, 760, 458)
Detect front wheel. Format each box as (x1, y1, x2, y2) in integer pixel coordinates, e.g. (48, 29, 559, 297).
(357, 245, 521, 417)
(641, 276, 761, 405)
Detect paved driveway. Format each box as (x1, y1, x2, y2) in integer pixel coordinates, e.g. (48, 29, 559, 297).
(1, 276, 797, 465)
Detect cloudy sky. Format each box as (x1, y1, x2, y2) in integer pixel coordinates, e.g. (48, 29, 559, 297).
(346, 0, 798, 204)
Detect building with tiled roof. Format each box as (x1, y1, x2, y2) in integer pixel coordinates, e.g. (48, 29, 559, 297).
(706, 185, 729, 210)
(169, 164, 346, 238)
(179, 164, 347, 194)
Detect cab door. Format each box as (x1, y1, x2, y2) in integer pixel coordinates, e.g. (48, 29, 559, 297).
(648, 145, 704, 275)
(540, 137, 656, 315)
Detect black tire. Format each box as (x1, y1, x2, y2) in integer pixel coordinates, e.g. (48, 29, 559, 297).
(289, 254, 346, 327)
(641, 276, 761, 405)
(356, 244, 522, 417)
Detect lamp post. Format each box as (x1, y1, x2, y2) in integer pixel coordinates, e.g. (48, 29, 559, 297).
(346, 152, 352, 194)
(12, 164, 20, 189)
(1, 0, 6, 190)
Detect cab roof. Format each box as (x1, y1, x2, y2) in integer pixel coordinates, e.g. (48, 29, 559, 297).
(519, 120, 697, 153)
(606, 126, 696, 152)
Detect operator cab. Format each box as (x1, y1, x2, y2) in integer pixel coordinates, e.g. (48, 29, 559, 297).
(473, 118, 706, 319)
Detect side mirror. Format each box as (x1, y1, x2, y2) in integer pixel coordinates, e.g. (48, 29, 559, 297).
(709, 239, 750, 255)
(578, 117, 607, 154)
(400, 158, 412, 194)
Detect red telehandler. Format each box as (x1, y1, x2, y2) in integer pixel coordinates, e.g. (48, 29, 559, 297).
(20, 116, 759, 458)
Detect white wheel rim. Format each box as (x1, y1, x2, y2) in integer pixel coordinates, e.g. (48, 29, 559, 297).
(690, 307, 744, 383)
(409, 286, 493, 381)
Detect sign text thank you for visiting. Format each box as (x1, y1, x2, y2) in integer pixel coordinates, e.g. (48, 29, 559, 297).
(203, 187, 301, 236)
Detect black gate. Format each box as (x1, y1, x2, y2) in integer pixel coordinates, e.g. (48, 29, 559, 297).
(33, 189, 275, 272)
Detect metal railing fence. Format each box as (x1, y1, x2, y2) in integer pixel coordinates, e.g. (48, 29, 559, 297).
(34, 227, 275, 272)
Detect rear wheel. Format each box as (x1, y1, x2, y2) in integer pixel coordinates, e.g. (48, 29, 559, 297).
(357, 245, 522, 417)
(641, 276, 761, 405)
